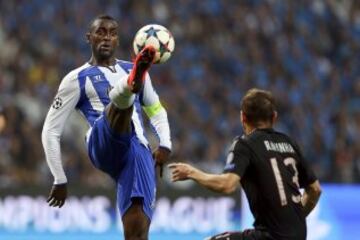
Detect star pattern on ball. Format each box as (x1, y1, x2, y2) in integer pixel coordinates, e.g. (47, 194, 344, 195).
(52, 96, 63, 109)
(136, 43, 144, 52)
(159, 41, 170, 56)
(145, 26, 160, 38)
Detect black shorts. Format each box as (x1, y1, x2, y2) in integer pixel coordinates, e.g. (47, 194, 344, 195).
(206, 229, 274, 240)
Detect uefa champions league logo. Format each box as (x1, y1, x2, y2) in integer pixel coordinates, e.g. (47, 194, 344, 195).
(52, 97, 63, 109)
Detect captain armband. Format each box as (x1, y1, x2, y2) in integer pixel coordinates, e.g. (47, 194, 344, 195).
(142, 101, 164, 118)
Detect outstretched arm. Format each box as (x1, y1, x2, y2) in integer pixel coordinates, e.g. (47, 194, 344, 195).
(42, 72, 80, 207)
(168, 163, 240, 194)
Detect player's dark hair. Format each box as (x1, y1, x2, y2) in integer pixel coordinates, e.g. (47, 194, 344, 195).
(88, 14, 117, 32)
(241, 88, 276, 126)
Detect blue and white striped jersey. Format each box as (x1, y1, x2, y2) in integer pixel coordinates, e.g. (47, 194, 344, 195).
(42, 60, 171, 184)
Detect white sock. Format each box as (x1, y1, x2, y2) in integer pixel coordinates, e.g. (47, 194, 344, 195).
(109, 77, 135, 109)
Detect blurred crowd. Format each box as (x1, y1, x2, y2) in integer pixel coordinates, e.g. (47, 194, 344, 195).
(1, 0, 360, 189)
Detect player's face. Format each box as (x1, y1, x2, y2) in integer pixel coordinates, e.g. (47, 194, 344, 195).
(88, 19, 119, 60)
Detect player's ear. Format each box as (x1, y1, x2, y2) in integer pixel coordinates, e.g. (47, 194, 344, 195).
(240, 111, 244, 124)
(272, 111, 278, 123)
(86, 32, 91, 43)
(240, 111, 247, 125)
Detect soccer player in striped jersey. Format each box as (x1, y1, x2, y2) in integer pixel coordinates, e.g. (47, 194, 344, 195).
(42, 15, 171, 240)
(169, 89, 321, 240)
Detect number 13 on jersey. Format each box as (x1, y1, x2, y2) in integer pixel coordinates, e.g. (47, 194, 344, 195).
(270, 157, 301, 206)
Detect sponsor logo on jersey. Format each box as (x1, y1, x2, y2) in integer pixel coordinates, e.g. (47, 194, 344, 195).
(92, 75, 105, 83)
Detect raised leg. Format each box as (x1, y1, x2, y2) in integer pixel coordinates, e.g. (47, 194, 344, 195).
(106, 46, 156, 135)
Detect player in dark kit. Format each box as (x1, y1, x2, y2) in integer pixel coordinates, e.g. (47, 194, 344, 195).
(169, 88, 321, 240)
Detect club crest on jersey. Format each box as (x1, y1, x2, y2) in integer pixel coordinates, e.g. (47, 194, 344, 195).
(52, 97, 63, 109)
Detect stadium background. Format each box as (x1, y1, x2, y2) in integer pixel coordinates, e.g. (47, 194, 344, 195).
(0, 0, 360, 239)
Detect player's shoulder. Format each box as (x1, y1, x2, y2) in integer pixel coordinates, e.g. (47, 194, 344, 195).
(116, 59, 152, 81)
(269, 129, 298, 147)
(229, 135, 251, 153)
(117, 59, 133, 67)
(229, 135, 243, 147)
(62, 63, 92, 83)
(116, 59, 134, 73)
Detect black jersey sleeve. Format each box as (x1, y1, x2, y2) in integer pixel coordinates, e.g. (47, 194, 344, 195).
(223, 137, 251, 178)
(291, 141, 318, 188)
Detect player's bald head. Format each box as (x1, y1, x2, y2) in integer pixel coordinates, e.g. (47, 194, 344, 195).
(241, 88, 276, 126)
(88, 15, 118, 32)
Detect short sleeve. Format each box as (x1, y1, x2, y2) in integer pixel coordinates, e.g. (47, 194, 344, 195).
(223, 137, 251, 178)
(291, 141, 318, 188)
(297, 158, 317, 188)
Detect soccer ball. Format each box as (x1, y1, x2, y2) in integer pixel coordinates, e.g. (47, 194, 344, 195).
(133, 24, 175, 64)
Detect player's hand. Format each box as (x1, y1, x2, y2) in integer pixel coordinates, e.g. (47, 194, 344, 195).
(168, 163, 196, 182)
(47, 183, 67, 208)
(153, 147, 171, 178)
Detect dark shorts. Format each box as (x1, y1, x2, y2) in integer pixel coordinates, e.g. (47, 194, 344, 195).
(206, 229, 274, 240)
(87, 114, 156, 220)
